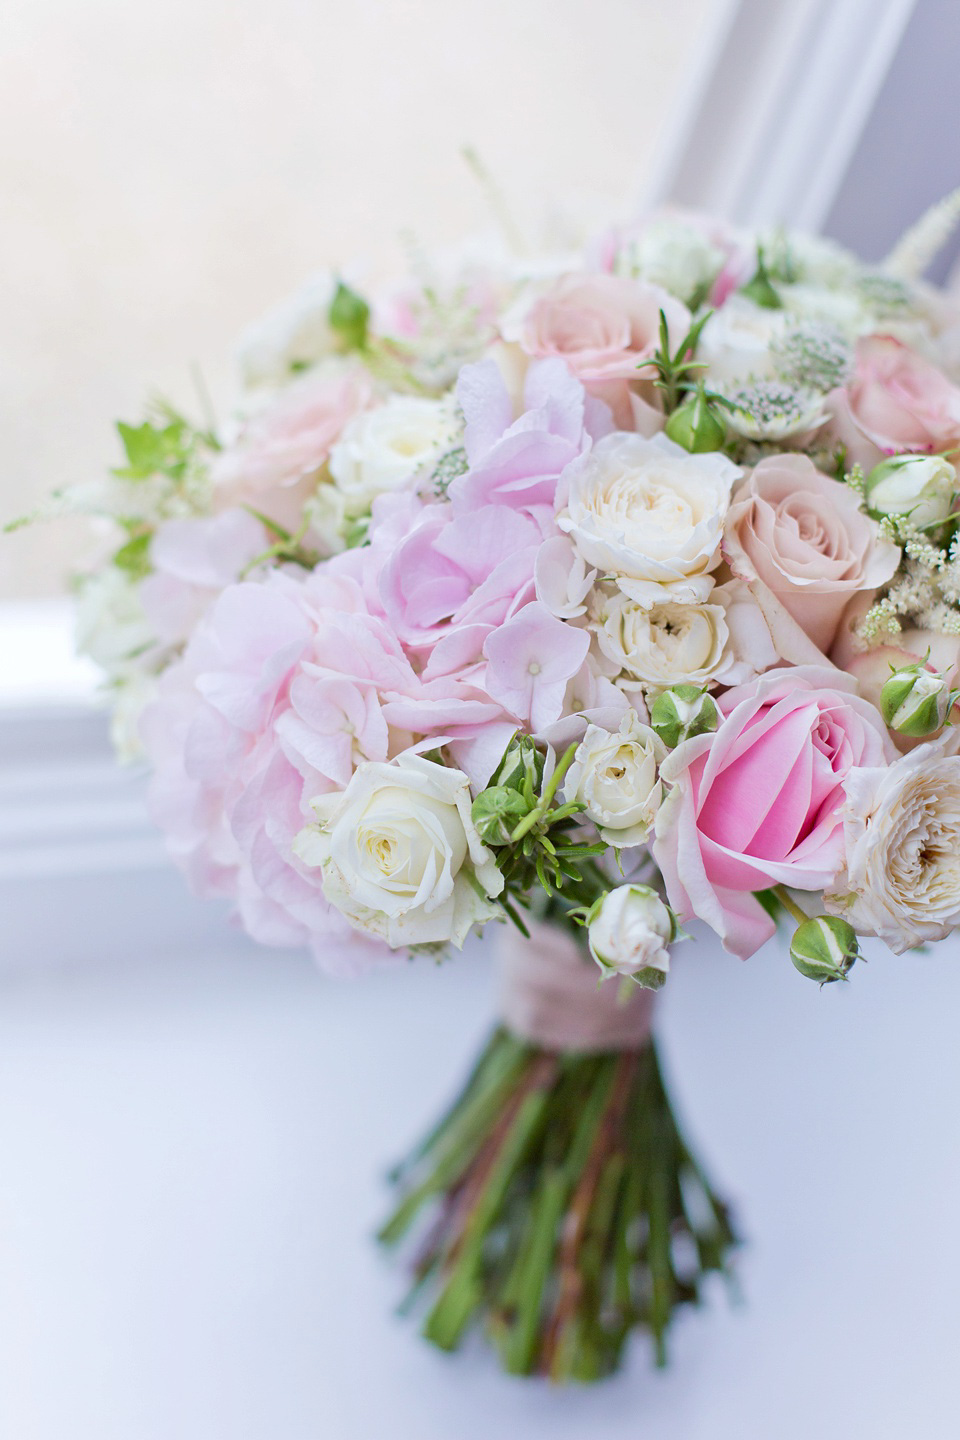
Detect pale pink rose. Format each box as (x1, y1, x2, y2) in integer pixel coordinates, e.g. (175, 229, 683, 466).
(826, 335, 960, 465)
(212, 367, 372, 529)
(723, 454, 900, 657)
(506, 273, 689, 427)
(652, 665, 894, 959)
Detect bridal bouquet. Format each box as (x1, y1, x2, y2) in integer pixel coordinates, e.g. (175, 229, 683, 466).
(37, 191, 960, 1380)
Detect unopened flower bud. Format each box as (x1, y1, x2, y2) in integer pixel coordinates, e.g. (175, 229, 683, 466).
(739, 250, 782, 310)
(790, 915, 859, 985)
(491, 735, 545, 796)
(880, 663, 954, 738)
(664, 387, 728, 453)
(470, 785, 529, 846)
(587, 884, 676, 987)
(650, 685, 719, 749)
(865, 453, 957, 529)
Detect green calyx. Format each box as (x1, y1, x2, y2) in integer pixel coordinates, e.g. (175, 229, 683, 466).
(650, 685, 719, 749)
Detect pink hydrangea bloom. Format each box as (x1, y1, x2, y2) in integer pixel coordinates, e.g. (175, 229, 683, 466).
(449, 357, 610, 518)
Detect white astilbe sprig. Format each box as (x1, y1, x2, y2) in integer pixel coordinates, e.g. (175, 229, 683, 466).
(884, 185, 960, 279)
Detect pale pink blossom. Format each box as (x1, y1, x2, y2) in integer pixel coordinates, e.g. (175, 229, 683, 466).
(653, 666, 894, 959)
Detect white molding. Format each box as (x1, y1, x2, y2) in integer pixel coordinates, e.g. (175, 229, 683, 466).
(647, 0, 918, 232)
(0, 706, 166, 881)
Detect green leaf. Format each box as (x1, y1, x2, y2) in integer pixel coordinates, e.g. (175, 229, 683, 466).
(112, 530, 153, 579)
(114, 418, 189, 481)
(328, 280, 370, 352)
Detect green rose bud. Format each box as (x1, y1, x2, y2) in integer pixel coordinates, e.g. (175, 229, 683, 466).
(470, 785, 529, 846)
(864, 453, 957, 529)
(880, 662, 954, 738)
(664, 386, 728, 453)
(790, 915, 859, 984)
(491, 734, 544, 796)
(650, 685, 720, 749)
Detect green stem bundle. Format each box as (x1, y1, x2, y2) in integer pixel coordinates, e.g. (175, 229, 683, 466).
(379, 1028, 737, 1382)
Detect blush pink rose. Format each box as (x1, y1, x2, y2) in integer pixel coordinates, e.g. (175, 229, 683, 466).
(652, 666, 894, 958)
(825, 335, 960, 469)
(505, 273, 689, 427)
(723, 454, 900, 657)
(212, 366, 371, 529)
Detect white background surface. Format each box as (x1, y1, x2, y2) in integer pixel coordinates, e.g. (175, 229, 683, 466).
(1, 868, 958, 1439)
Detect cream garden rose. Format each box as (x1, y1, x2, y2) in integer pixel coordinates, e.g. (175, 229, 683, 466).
(592, 589, 730, 689)
(556, 432, 741, 606)
(825, 743, 960, 952)
(329, 394, 457, 514)
(587, 884, 676, 986)
(293, 755, 503, 948)
(562, 713, 665, 846)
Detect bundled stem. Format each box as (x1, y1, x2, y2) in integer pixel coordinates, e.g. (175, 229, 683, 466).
(379, 1028, 737, 1382)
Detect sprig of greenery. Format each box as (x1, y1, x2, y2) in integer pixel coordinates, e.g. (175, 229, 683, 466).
(637, 309, 715, 413)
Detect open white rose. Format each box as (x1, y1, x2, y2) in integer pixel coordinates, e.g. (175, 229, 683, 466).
(556, 432, 739, 606)
(588, 884, 675, 985)
(293, 754, 503, 948)
(562, 713, 665, 846)
(698, 296, 788, 387)
(825, 743, 960, 952)
(591, 588, 730, 690)
(619, 217, 725, 307)
(235, 272, 337, 389)
(329, 395, 457, 514)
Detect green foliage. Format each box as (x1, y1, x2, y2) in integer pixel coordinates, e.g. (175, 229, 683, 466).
(114, 416, 193, 482)
(111, 530, 153, 580)
(739, 245, 783, 309)
(328, 279, 371, 352)
(380, 1025, 738, 1380)
(639, 309, 715, 414)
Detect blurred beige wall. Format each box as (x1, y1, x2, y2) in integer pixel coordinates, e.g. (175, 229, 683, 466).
(0, 0, 713, 597)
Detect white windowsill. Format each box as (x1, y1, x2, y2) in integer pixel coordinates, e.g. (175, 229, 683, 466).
(0, 598, 100, 710)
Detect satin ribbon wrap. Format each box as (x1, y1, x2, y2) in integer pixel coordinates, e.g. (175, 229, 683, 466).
(496, 919, 655, 1054)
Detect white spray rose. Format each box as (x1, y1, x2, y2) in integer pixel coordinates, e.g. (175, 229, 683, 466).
(329, 395, 457, 514)
(697, 296, 788, 387)
(824, 744, 960, 952)
(293, 755, 503, 948)
(562, 713, 666, 846)
(588, 884, 676, 986)
(557, 432, 740, 606)
(235, 273, 338, 389)
(592, 588, 730, 690)
(865, 453, 957, 528)
(621, 218, 725, 307)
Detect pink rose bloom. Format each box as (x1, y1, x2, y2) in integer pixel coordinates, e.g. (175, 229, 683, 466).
(212, 366, 371, 530)
(653, 666, 894, 959)
(505, 273, 689, 426)
(723, 454, 900, 657)
(826, 335, 960, 470)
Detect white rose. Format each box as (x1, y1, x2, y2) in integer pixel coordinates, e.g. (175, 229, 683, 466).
(293, 754, 503, 948)
(698, 296, 788, 387)
(557, 432, 739, 606)
(864, 453, 957, 529)
(824, 743, 960, 952)
(587, 884, 675, 986)
(620, 218, 724, 307)
(235, 273, 337, 389)
(562, 713, 665, 846)
(592, 588, 730, 690)
(329, 395, 457, 514)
